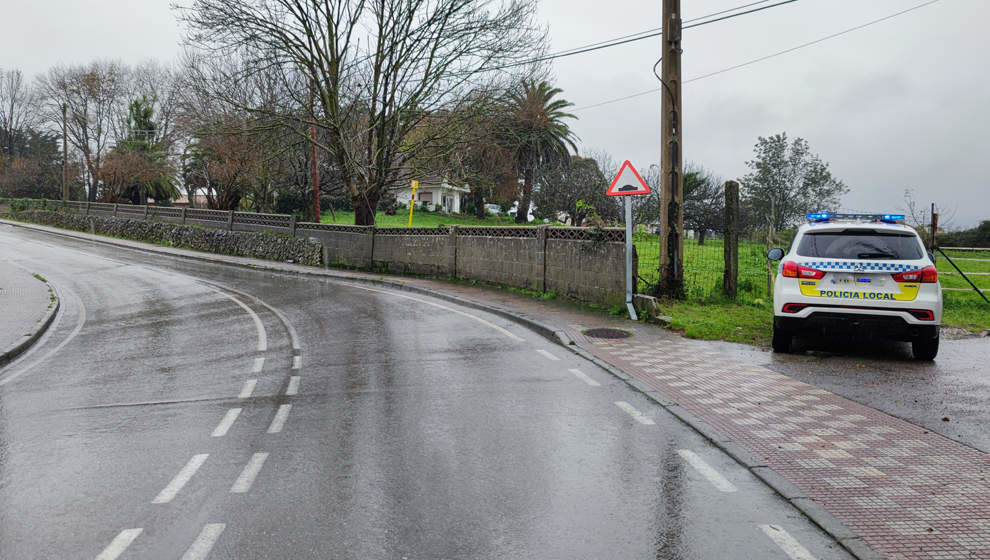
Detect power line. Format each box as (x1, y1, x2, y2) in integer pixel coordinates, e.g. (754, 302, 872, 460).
(543, 1, 773, 60)
(573, 0, 942, 112)
(492, 0, 800, 71)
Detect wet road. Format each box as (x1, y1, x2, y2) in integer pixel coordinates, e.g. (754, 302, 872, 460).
(0, 224, 851, 560)
(699, 332, 990, 453)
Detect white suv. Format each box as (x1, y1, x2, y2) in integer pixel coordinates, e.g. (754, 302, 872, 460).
(768, 213, 942, 360)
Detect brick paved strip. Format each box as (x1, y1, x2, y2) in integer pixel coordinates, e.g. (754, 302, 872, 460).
(566, 328, 990, 560)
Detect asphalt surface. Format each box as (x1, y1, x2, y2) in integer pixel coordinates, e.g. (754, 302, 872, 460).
(699, 331, 990, 454)
(0, 224, 852, 560)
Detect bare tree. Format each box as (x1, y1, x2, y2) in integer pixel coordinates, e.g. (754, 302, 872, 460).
(0, 69, 40, 156)
(37, 62, 131, 201)
(178, 0, 546, 225)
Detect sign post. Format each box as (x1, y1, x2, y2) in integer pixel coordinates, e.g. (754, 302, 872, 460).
(407, 180, 419, 228)
(607, 160, 652, 321)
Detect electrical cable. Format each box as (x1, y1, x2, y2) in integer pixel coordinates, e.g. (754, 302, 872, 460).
(573, 0, 942, 112)
(543, 1, 773, 60)
(491, 0, 800, 71)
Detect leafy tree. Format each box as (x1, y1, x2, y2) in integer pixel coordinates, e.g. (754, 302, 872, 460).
(504, 80, 578, 223)
(534, 155, 616, 225)
(683, 165, 725, 245)
(98, 97, 177, 204)
(940, 221, 990, 247)
(740, 133, 848, 236)
(0, 128, 68, 199)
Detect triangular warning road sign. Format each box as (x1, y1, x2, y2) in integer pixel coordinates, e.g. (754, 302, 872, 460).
(606, 160, 651, 196)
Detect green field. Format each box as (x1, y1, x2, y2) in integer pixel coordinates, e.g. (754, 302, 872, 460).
(633, 235, 990, 341)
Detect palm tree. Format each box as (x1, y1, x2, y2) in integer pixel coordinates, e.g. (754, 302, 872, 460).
(505, 80, 578, 224)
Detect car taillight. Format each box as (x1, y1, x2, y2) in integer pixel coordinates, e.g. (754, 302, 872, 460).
(908, 309, 935, 321)
(782, 261, 825, 279)
(782, 303, 807, 313)
(893, 265, 938, 283)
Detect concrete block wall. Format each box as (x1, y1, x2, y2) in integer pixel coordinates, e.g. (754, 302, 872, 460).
(372, 231, 451, 276)
(296, 225, 374, 268)
(546, 238, 631, 306)
(455, 234, 541, 291)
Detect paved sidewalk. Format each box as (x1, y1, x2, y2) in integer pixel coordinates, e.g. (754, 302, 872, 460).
(0, 260, 56, 365)
(5, 219, 990, 559)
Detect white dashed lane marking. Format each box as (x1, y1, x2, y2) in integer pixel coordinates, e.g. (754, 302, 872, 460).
(239, 379, 257, 399)
(230, 453, 269, 493)
(537, 349, 560, 361)
(677, 449, 738, 493)
(180, 523, 226, 560)
(568, 368, 601, 386)
(267, 404, 292, 434)
(285, 376, 300, 396)
(614, 401, 655, 425)
(253, 357, 265, 373)
(292, 355, 301, 370)
(759, 525, 818, 560)
(152, 454, 209, 504)
(94, 528, 142, 560)
(211, 408, 242, 438)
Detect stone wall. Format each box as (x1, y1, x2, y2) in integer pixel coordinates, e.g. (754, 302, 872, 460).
(7, 203, 631, 306)
(7, 211, 322, 266)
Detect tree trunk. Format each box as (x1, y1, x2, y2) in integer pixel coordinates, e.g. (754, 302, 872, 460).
(516, 168, 533, 224)
(698, 229, 707, 246)
(354, 194, 379, 226)
(472, 188, 486, 219)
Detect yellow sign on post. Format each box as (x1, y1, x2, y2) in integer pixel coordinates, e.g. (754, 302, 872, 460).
(407, 180, 419, 228)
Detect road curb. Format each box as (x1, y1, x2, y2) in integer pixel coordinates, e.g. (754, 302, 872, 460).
(1, 219, 878, 559)
(0, 278, 60, 368)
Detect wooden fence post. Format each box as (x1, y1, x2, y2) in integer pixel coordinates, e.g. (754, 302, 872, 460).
(181, 208, 187, 224)
(113, 203, 118, 217)
(723, 181, 739, 299)
(289, 215, 297, 237)
(227, 210, 234, 230)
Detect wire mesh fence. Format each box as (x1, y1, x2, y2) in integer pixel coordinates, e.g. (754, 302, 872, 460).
(634, 232, 768, 301)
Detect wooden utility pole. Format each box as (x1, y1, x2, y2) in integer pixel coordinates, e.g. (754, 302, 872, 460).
(657, 0, 684, 298)
(61, 104, 69, 201)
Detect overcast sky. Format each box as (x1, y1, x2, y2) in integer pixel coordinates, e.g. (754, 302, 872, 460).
(1, 0, 986, 227)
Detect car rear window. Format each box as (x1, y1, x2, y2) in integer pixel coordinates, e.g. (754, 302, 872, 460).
(796, 230, 923, 260)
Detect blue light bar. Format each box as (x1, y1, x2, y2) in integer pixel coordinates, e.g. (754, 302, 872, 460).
(805, 212, 905, 223)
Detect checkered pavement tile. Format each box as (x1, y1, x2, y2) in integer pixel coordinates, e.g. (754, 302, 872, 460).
(564, 327, 990, 559)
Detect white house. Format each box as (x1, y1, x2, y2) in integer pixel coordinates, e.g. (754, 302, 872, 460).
(395, 177, 470, 214)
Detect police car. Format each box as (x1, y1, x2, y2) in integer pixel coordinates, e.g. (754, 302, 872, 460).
(767, 213, 942, 360)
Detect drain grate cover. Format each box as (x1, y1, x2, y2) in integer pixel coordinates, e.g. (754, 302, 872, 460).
(583, 328, 632, 339)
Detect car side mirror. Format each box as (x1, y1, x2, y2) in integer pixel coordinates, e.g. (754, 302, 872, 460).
(767, 248, 785, 261)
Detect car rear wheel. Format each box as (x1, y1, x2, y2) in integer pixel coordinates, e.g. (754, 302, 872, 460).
(772, 324, 793, 354)
(912, 333, 939, 361)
